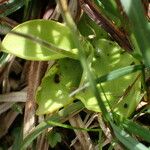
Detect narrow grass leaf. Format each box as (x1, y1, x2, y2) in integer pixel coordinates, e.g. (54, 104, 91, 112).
(0, 23, 12, 35)
(123, 119, 150, 143)
(120, 0, 150, 67)
(58, 0, 112, 122)
(46, 120, 100, 132)
(12, 127, 23, 150)
(21, 101, 84, 150)
(0, 53, 12, 66)
(111, 123, 149, 150)
(47, 131, 62, 148)
(70, 64, 143, 97)
(96, 65, 142, 83)
(0, 0, 24, 17)
(94, 0, 120, 19)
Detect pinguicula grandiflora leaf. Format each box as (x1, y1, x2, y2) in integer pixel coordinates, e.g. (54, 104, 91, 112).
(76, 39, 142, 117)
(1, 19, 78, 60)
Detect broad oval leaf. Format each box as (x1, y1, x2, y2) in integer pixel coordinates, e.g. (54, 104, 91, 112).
(76, 39, 142, 117)
(1, 19, 77, 60)
(36, 58, 82, 115)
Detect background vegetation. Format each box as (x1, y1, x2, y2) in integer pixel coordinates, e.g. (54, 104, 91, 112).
(0, 0, 150, 150)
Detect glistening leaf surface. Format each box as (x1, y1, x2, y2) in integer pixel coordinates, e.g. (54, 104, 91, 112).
(1, 19, 76, 60)
(76, 39, 142, 117)
(36, 58, 82, 115)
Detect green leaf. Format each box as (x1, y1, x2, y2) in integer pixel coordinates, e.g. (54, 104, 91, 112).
(0, 53, 12, 66)
(60, 2, 112, 122)
(76, 39, 142, 117)
(0, 23, 12, 35)
(12, 127, 23, 150)
(70, 64, 143, 97)
(77, 13, 108, 40)
(111, 123, 149, 150)
(46, 120, 99, 132)
(95, 0, 119, 17)
(47, 131, 61, 148)
(96, 65, 142, 83)
(0, 0, 24, 17)
(123, 119, 150, 143)
(94, 0, 122, 27)
(120, 0, 150, 67)
(11, 104, 23, 114)
(36, 58, 82, 115)
(1, 19, 77, 60)
(21, 101, 84, 149)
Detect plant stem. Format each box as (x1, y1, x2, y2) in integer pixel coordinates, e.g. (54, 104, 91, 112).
(58, 0, 112, 122)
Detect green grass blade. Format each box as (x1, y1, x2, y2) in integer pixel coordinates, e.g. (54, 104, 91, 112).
(23, 0, 35, 20)
(0, 23, 12, 35)
(0, 53, 11, 66)
(0, 0, 24, 17)
(46, 120, 100, 132)
(70, 64, 143, 97)
(123, 119, 150, 143)
(94, 0, 120, 19)
(111, 123, 149, 150)
(96, 64, 143, 83)
(21, 101, 84, 150)
(12, 127, 23, 150)
(58, 0, 112, 122)
(120, 0, 150, 67)
(23, 0, 43, 20)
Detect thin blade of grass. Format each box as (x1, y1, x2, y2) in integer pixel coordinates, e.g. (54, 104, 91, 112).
(0, 53, 12, 66)
(70, 64, 143, 97)
(79, 0, 132, 51)
(58, 0, 112, 122)
(94, 0, 118, 17)
(23, 0, 43, 20)
(12, 127, 23, 150)
(122, 119, 150, 143)
(21, 101, 84, 150)
(0, 0, 24, 17)
(111, 123, 149, 150)
(23, 0, 34, 20)
(0, 23, 12, 35)
(46, 120, 100, 132)
(120, 0, 150, 67)
(96, 65, 143, 83)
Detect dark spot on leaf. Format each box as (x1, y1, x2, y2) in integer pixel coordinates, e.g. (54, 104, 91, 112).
(95, 54, 100, 58)
(120, 51, 126, 54)
(58, 107, 64, 111)
(82, 88, 86, 93)
(123, 103, 128, 108)
(73, 99, 79, 103)
(54, 74, 60, 83)
(130, 62, 135, 65)
(107, 53, 110, 56)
